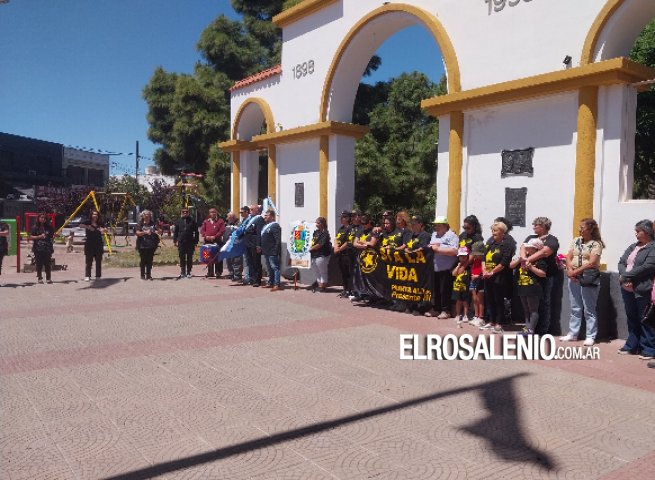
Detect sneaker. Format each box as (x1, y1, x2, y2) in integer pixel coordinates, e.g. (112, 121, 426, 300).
(46, 279, 53, 284)
(559, 334, 577, 342)
(186, 274, 193, 279)
(460, 315, 470, 323)
(146, 276, 153, 280)
(638, 354, 655, 360)
(84, 277, 90, 282)
(479, 322, 494, 330)
(37, 278, 44, 284)
(647, 361, 655, 369)
(437, 311, 450, 319)
(583, 338, 595, 347)
(271, 285, 282, 292)
(492, 325, 504, 334)
(177, 274, 184, 280)
(470, 317, 485, 327)
(141, 275, 146, 280)
(617, 348, 635, 355)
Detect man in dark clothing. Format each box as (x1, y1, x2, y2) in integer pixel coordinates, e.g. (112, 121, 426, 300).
(244, 204, 265, 286)
(173, 207, 199, 279)
(407, 215, 432, 250)
(260, 209, 282, 291)
(333, 211, 352, 297)
(522, 216, 560, 334)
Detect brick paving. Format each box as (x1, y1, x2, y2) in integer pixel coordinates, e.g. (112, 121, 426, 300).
(1, 247, 654, 479)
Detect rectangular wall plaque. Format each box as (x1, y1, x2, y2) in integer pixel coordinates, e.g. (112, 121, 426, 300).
(505, 187, 527, 228)
(294, 182, 304, 208)
(501, 147, 534, 178)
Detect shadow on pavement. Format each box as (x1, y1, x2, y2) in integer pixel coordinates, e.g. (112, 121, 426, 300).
(461, 374, 555, 469)
(78, 277, 131, 290)
(103, 372, 555, 480)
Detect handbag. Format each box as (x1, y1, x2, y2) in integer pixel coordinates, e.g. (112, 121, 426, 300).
(578, 267, 601, 286)
(642, 302, 655, 329)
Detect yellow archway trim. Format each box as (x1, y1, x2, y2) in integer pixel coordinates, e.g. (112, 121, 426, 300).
(319, 3, 461, 122)
(581, 0, 625, 65)
(273, 0, 339, 28)
(231, 97, 276, 140)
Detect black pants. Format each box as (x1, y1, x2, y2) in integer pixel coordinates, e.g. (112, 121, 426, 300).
(336, 254, 352, 292)
(85, 251, 102, 278)
(433, 270, 454, 312)
(205, 241, 224, 277)
(139, 248, 156, 278)
(35, 252, 52, 281)
(0, 253, 4, 276)
(178, 244, 195, 275)
(245, 246, 262, 284)
(485, 279, 506, 325)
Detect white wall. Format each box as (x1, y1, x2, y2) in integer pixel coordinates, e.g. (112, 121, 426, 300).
(463, 93, 578, 247)
(277, 140, 321, 245)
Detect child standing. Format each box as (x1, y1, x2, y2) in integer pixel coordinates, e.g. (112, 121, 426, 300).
(452, 247, 472, 326)
(469, 241, 486, 327)
(66, 231, 75, 253)
(510, 238, 547, 335)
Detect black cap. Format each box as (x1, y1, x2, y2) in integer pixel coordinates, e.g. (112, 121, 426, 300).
(410, 215, 424, 224)
(340, 210, 351, 218)
(382, 210, 393, 217)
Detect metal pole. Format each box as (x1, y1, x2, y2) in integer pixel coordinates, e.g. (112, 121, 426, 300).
(16, 215, 20, 273)
(135, 140, 140, 184)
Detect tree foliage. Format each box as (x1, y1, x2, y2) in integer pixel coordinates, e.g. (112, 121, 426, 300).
(630, 19, 655, 199)
(143, 2, 285, 211)
(354, 72, 445, 220)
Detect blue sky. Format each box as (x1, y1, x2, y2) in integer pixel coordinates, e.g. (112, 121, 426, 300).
(0, 1, 443, 175)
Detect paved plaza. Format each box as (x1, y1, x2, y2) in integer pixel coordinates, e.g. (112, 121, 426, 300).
(1, 248, 654, 480)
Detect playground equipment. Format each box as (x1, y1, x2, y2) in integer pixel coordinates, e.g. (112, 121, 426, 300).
(56, 191, 113, 254)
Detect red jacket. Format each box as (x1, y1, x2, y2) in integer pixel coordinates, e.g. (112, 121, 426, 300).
(200, 218, 225, 243)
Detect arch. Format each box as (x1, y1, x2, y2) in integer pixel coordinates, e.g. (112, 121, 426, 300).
(231, 97, 276, 140)
(319, 3, 461, 122)
(581, 0, 655, 65)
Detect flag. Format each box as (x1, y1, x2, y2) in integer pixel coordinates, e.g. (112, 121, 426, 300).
(217, 230, 246, 261)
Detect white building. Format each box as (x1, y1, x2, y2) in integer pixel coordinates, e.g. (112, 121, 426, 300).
(137, 166, 176, 192)
(220, 0, 655, 270)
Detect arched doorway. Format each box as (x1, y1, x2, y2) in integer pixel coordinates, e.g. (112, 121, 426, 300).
(316, 3, 461, 226)
(229, 98, 277, 211)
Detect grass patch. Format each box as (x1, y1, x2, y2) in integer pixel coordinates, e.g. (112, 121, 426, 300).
(105, 243, 183, 269)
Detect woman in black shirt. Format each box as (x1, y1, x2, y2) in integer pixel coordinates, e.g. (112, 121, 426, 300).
(310, 217, 332, 292)
(29, 213, 55, 284)
(81, 210, 106, 281)
(135, 210, 161, 280)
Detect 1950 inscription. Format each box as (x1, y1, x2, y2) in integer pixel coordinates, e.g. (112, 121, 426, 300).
(485, 0, 533, 16)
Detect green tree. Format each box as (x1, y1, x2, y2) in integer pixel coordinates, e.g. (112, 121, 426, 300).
(143, 2, 287, 211)
(630, 19, 655, 199)
(354, 72, 445, 220)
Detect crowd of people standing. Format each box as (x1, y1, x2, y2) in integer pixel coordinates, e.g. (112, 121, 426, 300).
(5, 205, 655, 368)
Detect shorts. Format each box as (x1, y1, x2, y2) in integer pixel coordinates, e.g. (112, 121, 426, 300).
(469, 277, 484, 293)
(452, 290, 469, 302)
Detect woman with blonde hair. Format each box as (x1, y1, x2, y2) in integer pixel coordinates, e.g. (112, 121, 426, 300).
(135, 210, 161, 280)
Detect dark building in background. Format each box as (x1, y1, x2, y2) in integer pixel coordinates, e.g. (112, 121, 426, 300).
(0, 132, 109, 218)
(0, 132, 66, 195)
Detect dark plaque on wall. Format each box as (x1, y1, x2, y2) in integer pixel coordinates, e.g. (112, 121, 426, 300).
(295, 182, 304, 208)
(505, 187, 527, 228)
(501, 147, 534, 178)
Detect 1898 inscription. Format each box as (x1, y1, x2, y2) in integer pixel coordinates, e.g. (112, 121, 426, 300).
(485, 0, 533, 16)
